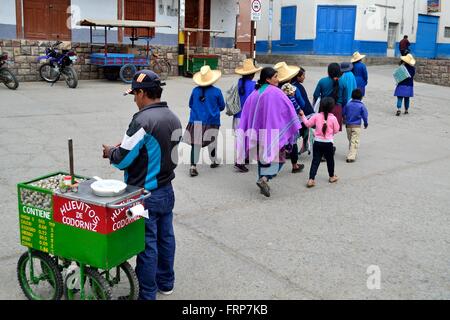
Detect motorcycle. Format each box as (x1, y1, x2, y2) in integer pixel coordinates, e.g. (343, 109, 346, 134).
(0, 52, 19, 90)
(37, 41, 78, 88)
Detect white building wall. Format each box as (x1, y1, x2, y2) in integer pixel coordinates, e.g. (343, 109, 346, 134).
(155, 0, 178, 35)
(0, 0, 16, 25)
(256, 0, 443, 44)
(210, 0, 238, 38)
(71, 0, 117, 26)
(430, 0, 450, 44)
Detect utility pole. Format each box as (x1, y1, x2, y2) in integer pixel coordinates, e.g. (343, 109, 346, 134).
(268, 0, 273, 54)
(178, 0, 185, 76)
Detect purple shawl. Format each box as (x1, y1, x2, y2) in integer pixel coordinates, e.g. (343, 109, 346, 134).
(236, 84, 301, 164)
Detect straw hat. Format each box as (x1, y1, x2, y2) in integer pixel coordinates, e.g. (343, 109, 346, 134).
(351, 51, 366, 63)
(274, 62, 300, 83)
(401, 53, 416, 66)
(235, 58, 262, 75)
(193, 65, 222, 87)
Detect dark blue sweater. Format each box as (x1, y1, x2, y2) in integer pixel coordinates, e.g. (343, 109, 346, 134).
(343, 99, 369, 127)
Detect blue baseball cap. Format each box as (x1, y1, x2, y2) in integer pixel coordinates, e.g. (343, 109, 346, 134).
(123, 70, 165, 96)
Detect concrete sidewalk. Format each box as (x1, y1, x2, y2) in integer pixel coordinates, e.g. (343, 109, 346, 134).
(0, 65, 449, 299)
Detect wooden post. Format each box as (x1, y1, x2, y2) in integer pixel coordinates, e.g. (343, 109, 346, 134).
(117, 0, 123, 44)
(15, 0, 24, 39)
(68, 139, 74, 184)
(197, 0, 204, 47)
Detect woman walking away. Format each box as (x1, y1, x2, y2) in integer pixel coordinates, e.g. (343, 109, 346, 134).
(233, 58, 261, 172)
(275, 61, 305, 173)
(394, 54, 416, 116)
(237, 67, 301, 197)
(351, 52, 368, 97)
(183, 65, 225, 177)
(313, 63, 345, 131)
(339, 62, 357, 106)
(299, 97, 340, 188)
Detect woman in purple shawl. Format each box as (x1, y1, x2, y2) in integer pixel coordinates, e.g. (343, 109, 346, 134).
(236, 67, 301, 197)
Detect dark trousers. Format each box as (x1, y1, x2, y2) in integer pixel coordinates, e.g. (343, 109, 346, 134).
(190, 144, 216, 165)
(290, 143, 299, 165)
(309, 141, 335, 180)
(136, 184, 175, 300)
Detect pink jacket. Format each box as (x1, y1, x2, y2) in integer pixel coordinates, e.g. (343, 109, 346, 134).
(301, 113, 340, 142)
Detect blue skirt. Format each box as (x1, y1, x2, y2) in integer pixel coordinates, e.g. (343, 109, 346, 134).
(394, 85, 414, 97)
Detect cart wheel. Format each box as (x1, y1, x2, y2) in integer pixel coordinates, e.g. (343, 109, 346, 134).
(119, 64, 137, 84)
(103, 67, 120, 81)
(64, 267, 112, 300)
(17, 250, 64, 300)
(102, 261, 139, 300)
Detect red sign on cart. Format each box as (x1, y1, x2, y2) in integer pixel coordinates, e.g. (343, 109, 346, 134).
(53, 195, 141, 234)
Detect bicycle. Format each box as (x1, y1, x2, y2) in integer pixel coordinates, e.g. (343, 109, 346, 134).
(148, 46, 172, 81)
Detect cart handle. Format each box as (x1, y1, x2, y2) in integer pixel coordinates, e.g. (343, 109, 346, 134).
(106, 190, 151, 209)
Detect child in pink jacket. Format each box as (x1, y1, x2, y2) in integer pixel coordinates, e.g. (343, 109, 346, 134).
(299, 97, 340, 188)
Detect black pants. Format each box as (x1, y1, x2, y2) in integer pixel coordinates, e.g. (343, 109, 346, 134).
(191, 144, 216, 166)
(309, 141, 335, 180)
(290, 143, 299, 165)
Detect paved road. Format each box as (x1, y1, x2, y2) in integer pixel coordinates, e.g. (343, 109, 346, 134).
(0, 66, 449, 299)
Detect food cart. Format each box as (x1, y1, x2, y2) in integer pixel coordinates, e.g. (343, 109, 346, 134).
(17, 141, 150, 300)
(78, 19, 171, 83)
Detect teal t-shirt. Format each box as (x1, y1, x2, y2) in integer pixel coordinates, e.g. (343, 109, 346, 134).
(313, 77, 345, 105)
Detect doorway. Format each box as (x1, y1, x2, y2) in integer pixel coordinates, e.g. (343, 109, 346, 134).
(22, 0, 71, 40)
(185, 0, 211, 47)
(387, 22, 398, 57)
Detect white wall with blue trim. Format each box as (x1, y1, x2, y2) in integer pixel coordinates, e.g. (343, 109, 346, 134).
(256, 0, 450, 58)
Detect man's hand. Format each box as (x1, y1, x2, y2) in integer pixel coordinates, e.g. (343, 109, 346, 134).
(102, 144, 114, 159)
(298, 110, 305, 117)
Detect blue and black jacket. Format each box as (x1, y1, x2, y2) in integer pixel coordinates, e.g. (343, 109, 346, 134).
(108, 102, 182, 191)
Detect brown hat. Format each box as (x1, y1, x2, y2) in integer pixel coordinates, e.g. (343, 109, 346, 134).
(235, 58, 262, 75)
(274, 62, 300, 83)
(193, 65, 222, 87)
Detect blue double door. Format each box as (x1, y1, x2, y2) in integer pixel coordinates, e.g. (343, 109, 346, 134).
(280, 6, 297, 45)
(315, 6, 356, 55)
(415, 14, 439, 58)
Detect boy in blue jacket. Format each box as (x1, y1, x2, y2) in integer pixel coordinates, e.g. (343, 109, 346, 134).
(343, 89, 368, 163)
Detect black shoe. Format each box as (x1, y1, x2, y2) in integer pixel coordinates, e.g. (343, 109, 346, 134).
(291, 163, 305, 173)
(404, 110, 409, 114)
(256, 178, 270, 197)
(190, 167, 198, 177)
(210, 162, 220, 169)
(234, 163, 249, 173)
(346, 159, 355, 163)
(396, 110, 401, 116)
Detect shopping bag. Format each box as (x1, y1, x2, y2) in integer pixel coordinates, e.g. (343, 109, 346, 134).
(225, 84, 241, 116)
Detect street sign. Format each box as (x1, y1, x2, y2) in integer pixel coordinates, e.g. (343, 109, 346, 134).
(251, 0, 262, 21)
